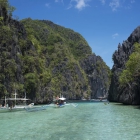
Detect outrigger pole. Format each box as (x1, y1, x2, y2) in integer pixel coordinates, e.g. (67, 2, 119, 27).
(5, 96, 6, 107)
(13, 89, 17, 106)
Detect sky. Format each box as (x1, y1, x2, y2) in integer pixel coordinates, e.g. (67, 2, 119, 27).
(9, 0, 140, 68)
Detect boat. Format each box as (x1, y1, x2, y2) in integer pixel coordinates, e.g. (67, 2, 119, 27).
(54, 96, 66, 108)
(0, 91, 34, 112)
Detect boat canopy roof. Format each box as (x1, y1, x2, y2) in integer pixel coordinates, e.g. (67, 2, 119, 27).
(1, 98, 30, 101)
(53, 96, 66, 101)
(59, 97, 66, 101)
(9, 98, 29, 100)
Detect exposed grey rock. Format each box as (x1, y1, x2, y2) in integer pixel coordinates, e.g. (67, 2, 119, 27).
(80, 54, 110, 99)
(0, 5, 110, 104)
(108, 26, 140, 105)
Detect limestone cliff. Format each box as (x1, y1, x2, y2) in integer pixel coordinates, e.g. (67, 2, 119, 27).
(80, 54, 110, 99)
(108, 26, 140, 104)
(0, 1, 110, 104)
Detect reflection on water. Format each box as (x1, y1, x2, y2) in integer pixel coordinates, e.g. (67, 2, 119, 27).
(0, 102, 140, 140)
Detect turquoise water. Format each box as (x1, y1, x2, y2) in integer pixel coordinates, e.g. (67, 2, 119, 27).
(0, 102, 140, 140)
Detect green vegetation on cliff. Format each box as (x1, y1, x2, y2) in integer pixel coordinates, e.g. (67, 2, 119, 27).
(0, 0, 15, 19)
(0, 1, 110, 103)
(119, 43, 140, 86)
(21, 19, 92, 59)
(20, 18, 92, 99)
(0, 1, 93, 101)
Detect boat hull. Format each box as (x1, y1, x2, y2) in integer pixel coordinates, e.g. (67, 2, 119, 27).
(0, 107, 23, 112)
(54, 104, 65, 108)
(0, 108, 11, 113)
(24, 105, 48, 112)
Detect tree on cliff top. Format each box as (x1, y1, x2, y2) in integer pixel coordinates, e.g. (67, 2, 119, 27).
(0, 0, 15, 17)
(119, 43, 140, 87)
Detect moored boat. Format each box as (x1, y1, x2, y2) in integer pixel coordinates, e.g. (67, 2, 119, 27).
(54, 96, 66, 108)
(0, 91, 34, 112)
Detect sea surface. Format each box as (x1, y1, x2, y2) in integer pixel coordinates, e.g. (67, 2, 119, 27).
(0, 101, 140, 140)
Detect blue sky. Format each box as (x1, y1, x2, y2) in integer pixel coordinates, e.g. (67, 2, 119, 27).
(9, 0, 140, 68)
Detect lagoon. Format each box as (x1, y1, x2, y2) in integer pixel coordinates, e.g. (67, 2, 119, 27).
(0, 102, 140, 140)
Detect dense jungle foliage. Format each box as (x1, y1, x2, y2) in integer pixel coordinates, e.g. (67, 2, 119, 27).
(119, 43, 140, 87)
(20, 18, 92, 100)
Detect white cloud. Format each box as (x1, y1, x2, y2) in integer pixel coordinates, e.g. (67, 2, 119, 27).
(130, 0, 135, 3)
(45, 3, 50, 8)
(55, 0, 64, 3)
(109, 0, 120, 11)
(112, 33, 119, 39)
(125, 4, 131, 9)
(69, 0, 90, 11)
(100, 0, 105, 5)
(124, 0, 135, 10)
(67, 4, 73, 10)
(109, 0, 135, 11)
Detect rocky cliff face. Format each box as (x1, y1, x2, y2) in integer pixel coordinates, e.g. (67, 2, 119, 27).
(50, 53, 110, 101)
(0, 2, 110, 104)
(0, 5, 32, 98)
(108, 26, 140, 104)
(80, 54, 110, 99)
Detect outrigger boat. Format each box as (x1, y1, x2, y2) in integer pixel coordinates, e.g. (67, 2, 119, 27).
(53, 95, 78, 108)
(54, 96, 66, 108)
(0, 91, 34, 112)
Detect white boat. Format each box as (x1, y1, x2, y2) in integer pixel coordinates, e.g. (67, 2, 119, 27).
(0, 91, 34, 112)
(54, 96, 66, 108)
